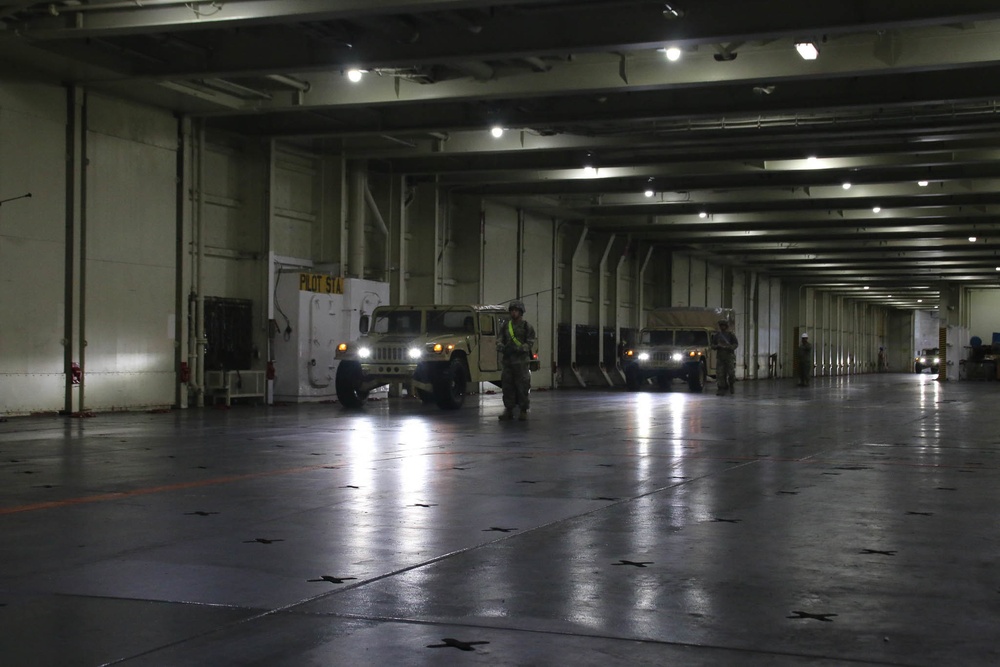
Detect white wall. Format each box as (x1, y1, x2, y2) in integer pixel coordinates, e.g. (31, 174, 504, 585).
(83, 94, 178, 411)
(0, 84, 67, 414)
(966, 289, 1000, 346)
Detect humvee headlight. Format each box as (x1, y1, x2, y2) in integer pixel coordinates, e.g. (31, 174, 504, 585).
(638, 352, 650, 361)
(671, 352, 683, 362)
(337, 343, 348, 352)
(918, 357, 926, 364)
(358, 347, 372, 359)
(408, 348, 423, 359)
(933, 357, 940, 364)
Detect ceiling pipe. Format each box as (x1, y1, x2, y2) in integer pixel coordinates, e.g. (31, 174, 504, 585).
(265, 74, 310, 93)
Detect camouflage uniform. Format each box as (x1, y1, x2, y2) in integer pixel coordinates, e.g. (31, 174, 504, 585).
(497, 301, 536, 419)
(797, 335, 813, 386)
(712, 321, 738, 395)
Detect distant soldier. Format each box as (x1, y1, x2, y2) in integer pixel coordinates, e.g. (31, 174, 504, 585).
(712, 319, 738, 395)
(798, 333, 814, 386)
(497, 300, 536, 421)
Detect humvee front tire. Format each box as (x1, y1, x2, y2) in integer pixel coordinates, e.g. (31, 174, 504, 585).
(336, 361, 369, 408)
(625, 365, 641, 391)
(434, 357, 467, 409)
(687, 362, 707, 392)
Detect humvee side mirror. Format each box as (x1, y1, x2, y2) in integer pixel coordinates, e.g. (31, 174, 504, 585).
(359, 314, 370, 334)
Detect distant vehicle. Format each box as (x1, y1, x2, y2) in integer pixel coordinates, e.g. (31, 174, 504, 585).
(914, 348, 940, 373)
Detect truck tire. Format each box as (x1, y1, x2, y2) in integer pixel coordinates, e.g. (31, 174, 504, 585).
(625, 365, 642, 391)
(434, 357, 467, 409)
(335, 361, 369, 408)
(688, 362, 707, 392)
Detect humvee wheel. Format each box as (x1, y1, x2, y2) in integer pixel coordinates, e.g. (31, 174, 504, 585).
(434, 358, 467, 409)
(335, 361, 369, 408)
(625, 365, 641, 391)
(688, 362, 707, 392)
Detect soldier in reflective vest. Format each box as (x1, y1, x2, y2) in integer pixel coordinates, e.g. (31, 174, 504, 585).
(497, 300, 537, 421)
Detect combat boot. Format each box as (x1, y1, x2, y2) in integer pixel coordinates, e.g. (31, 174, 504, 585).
(518, 410, 529, 421)
(498, 409, 514, 421)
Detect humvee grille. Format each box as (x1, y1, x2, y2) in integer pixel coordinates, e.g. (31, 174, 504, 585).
(374, 346, 407, 362)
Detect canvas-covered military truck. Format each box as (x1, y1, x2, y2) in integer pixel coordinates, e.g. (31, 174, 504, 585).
(622, 307, 734, 392)
(334, 304, 537, 410)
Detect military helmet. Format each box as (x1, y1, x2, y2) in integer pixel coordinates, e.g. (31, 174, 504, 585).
(508, 300, 526, 314)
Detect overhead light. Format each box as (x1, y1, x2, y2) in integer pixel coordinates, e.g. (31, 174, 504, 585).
(644, 189, 654, 198)
(864, 286, 870, 290)
(917, 180, 929, 187)
(995, 268, 1000, 272)
(698, 211, 708, 219)
(795, 42, 819, 60)
(664, 46, 682, 61)
(917, 299, 923, 303)
(969, 236, 978, 242)
(806, 156, 819, 165)
(346, 69, 364, 82)
(872, 206, 881, 213)
(842, 182, 852, 190)
(490, 126, 504, 138)
(583, 165, 598, 177)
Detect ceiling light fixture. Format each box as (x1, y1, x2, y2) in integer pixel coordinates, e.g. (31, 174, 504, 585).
(842, 182, 852, 190)
(872, 206, 881, 213)
(664, 46, 682, 61)
(490, 126, 504, 138)
(698, 211, 708, 219)
(644, 189, 654, 198)
(583, 165, 598, 177)
(864, 286, 870, 290)
(917, 180, 929, 187)
(346, 69, 363, 82)
(795, 42, 819, 60)
(969, 236, 978, 242)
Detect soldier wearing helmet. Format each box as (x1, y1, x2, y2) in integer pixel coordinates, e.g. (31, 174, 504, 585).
(797, 332, 813, 386)
(711, 319, 738, 395)
(496, 299, 537, 420)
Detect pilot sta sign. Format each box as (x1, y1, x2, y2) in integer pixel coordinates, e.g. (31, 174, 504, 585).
(299, 273, 344, 294)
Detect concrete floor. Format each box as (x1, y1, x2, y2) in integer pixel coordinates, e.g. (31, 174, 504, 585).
(1, 373, 999, 666)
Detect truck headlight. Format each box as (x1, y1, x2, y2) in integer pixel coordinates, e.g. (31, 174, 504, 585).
(671, 352, 683, 361)
(358, 347, 372, 359)
(638, 352, 650, 361)
(918, 357, 926, 363)
(408, 348, 422, 359)
(933, 357, 940, 364)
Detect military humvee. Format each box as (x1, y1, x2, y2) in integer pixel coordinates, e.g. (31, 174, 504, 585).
(622, 307, 733, 392)
(335, 304, 536, 409)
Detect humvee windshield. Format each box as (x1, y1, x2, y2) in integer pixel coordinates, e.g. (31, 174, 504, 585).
(371, 310, 422, 334)
(640, 329, 710, 346)
(427, 310, 476, 334)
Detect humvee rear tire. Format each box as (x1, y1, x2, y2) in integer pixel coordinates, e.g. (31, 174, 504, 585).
(625, 365, 641, 391)
(688, 362, 707, 392)
(434, 358, 467, 409)
(335, 361, 369, 408)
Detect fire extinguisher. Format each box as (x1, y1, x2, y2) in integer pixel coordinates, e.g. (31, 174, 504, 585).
(179, 361, 191, 384)
(266, 360, 276, 380)
(71, 362, 83, 385)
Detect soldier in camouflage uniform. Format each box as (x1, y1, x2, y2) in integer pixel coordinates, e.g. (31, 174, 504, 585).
(711, 319, 738, 395)
(497, 300, 536, 421)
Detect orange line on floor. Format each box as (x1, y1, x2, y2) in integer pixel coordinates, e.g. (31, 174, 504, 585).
(0, 464, 328, 516)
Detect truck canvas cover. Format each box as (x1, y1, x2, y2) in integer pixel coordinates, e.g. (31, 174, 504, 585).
(645, 307, 735, 329)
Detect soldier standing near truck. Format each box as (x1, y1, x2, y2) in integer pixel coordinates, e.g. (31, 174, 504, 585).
(712, 319, 738, 395)
(497, 300, 536, 421)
